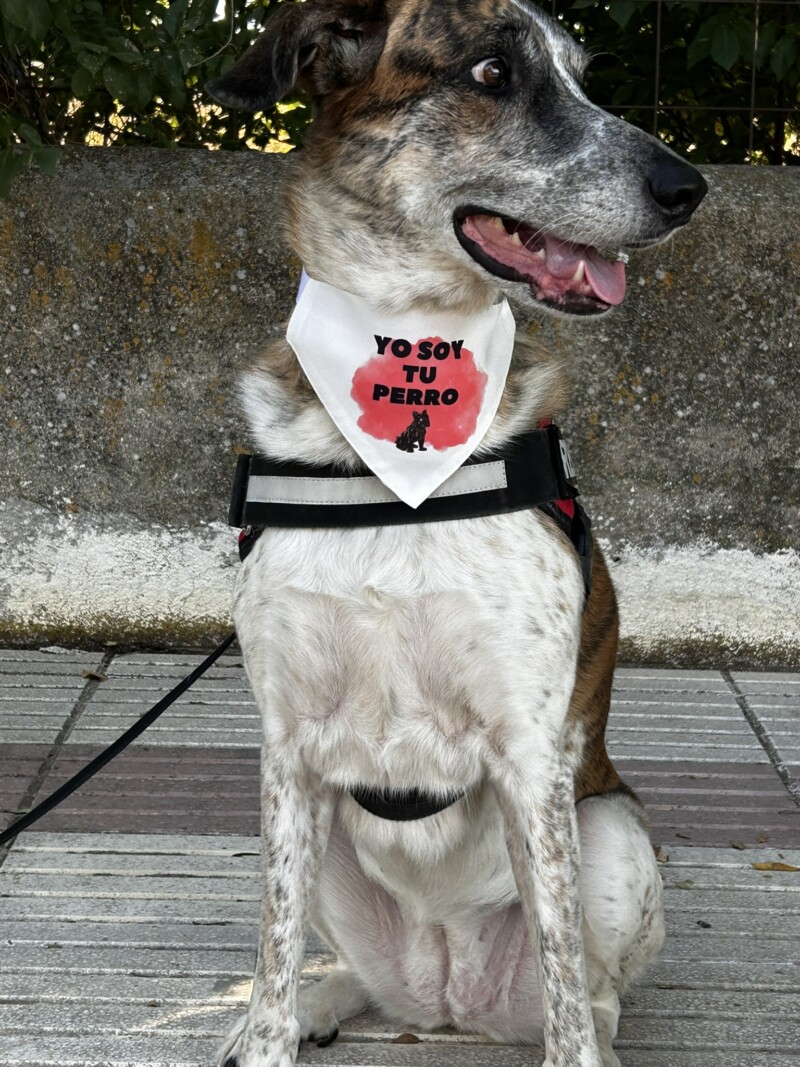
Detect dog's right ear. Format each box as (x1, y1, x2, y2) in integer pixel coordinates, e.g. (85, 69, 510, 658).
(206, 0, 388, 113)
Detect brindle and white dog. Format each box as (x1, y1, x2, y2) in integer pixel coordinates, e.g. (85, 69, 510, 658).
(207, 2, 706, 1066)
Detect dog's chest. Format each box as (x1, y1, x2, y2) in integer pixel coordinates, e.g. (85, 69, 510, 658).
(235, 511, 583, 790)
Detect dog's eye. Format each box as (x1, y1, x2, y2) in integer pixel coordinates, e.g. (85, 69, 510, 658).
(471, 58, 509, 89)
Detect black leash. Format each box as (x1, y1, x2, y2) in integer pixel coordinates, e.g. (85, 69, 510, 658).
(0, 633, 237, 849)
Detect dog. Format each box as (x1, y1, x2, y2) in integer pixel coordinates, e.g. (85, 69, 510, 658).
(395, 409, 430, 451)
(207, 2, 707, 1065)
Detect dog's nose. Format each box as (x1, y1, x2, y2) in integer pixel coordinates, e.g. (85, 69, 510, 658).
(646, 158, 707, 222)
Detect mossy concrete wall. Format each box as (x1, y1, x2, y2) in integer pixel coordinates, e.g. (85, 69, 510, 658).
(0, 146, 797, 664)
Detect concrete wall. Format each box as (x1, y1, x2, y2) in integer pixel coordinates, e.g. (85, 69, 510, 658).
(0, 146, 797, 664)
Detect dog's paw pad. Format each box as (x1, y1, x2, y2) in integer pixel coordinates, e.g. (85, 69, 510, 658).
(315, 1027, 339, 1049)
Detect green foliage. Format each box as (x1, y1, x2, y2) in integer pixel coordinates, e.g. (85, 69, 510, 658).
(0, 0, 797, 198)
(0, 0, 305, 195)
(568, 0, 799, 165)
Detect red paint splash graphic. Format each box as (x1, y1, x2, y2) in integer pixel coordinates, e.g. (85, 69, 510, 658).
(350, 336, 487, 450)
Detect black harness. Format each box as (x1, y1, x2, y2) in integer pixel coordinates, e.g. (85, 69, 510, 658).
(229, 423, 593, 822)
(348, 786, 467, 820)
(230, 424, 592, 590)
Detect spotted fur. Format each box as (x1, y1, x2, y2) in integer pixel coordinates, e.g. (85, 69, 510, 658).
(206, 1, 703, 1064)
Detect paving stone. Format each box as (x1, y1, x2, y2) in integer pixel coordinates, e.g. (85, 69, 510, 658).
(1, 654, 799, 1067)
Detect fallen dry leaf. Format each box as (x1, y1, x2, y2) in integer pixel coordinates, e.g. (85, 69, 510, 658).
(393, 1033, 421, 1044)
(730, 841, 746, 851)
(752, 862, 799, 872)
(81, 670, 108, 682)
(674, 879, 694, 889)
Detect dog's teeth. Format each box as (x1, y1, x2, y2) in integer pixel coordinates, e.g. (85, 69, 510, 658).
(533, 247, 546, 260)
(616, 250, 630, 264)
(509, 231, 523, 246)
(490, 216, 505, 231)
(571, 261, 585, 283)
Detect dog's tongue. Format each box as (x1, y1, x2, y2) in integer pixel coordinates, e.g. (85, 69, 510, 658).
(543, 235, 626, 306)
(462, 215, 627, 308)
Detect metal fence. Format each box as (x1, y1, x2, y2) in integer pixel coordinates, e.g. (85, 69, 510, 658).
(549, 0, 800, 164)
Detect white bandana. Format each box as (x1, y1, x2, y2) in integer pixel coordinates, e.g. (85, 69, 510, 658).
(286, 276, 516, 508)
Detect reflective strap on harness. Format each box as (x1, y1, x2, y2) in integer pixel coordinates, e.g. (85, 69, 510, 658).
(230, 424, 593, 601)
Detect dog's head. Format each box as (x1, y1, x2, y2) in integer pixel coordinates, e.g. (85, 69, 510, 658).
(414, 410, 430, 427)
(208, 0, 706, 316)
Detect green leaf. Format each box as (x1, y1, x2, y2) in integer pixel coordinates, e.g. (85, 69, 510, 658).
(177, 39, 203, 68)
(76, 48, 108, 75)
(130, 69, 155, 112)
(734, 17, 755, 58)
(103, 58, 139, 103)
(103, 57, 154, 112)
(32, 145, 61, 176)
(608, 0, 635, 30)
(710, 22, 740, 71)
(687, 26, 712, 70)
(81, 40, 112, 54)
(50, 2, 75, 34)
(111, 48, 146, 66)
(771, 35, 797, 81)
(0, 16, 24, 48)
(71, 65, 96, 97)
(0, 146, 29, 199)
(755, 22, 780, 69)
(185, 0, 218, 33)
(157, 52, 188, 108)
(163, 0, 190, 40)
(16, 123, 43, 146)
(0, 0, 52, 45)
(109, 37, 144, 64)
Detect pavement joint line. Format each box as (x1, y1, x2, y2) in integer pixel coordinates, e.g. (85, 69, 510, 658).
(721, 669, 800, 809)
(0, 650, 117, 869)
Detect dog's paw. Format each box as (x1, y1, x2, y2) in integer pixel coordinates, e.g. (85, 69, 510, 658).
(221, 1060, 296, 1067)
(216, 1014, 300, 1067)
(296, 986, 340, 1048)
(310, 1025, 340, 1048)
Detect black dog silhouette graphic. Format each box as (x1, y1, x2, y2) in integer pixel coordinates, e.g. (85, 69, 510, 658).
(395, 410, 430, 452)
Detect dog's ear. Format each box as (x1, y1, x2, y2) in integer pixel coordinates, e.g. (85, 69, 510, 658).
(206, 0, 388, 112)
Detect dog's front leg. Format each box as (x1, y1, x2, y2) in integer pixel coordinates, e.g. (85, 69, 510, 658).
(493, 752, 602, 1067)
(218, 749, 334, 1067)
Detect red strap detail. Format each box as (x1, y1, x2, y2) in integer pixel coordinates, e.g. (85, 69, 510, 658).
(538, 419, 572, 517)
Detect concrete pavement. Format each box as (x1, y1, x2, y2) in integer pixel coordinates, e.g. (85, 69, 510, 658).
(0, 648, 799, 1065)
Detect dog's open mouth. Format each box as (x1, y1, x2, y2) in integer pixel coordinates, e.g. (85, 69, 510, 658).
(454, 210, 627, 315)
